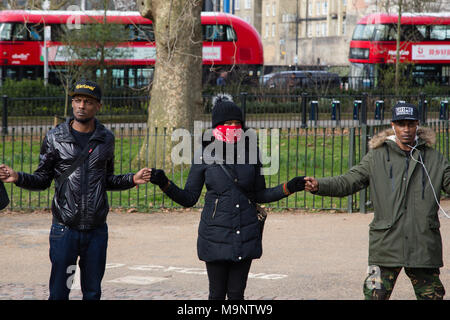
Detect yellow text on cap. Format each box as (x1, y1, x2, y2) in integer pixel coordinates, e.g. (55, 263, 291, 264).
(76, 84, 95, 91)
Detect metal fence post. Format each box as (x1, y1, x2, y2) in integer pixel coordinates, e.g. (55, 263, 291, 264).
(2, 95, 7, 135)
(375, 100, 384, 122)
(347, 127, 355, 213)
(301, 93, 307, 128)
(361, 92, 368, 125)
(332, 100, 340, 125)
(440, 100, 448, 121)
(359, 125, 368, 213)
(310, 100, 318, 126)
(418, 92, 427, 124)
(240, 92, 247, 123)
(353, 100, 361, 121)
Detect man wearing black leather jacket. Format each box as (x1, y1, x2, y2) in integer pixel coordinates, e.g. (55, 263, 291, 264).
(0, 80, 151, 300)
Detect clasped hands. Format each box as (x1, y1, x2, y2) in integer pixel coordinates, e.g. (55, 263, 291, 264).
(286, 176, 319, 193)
(0, 164, 152, 186)
(148, 168, 320, 194)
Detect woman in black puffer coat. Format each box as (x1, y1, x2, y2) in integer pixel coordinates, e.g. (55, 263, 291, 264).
(150, 97, 305, 300)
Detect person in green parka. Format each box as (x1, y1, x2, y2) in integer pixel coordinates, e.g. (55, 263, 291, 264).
(305, 102, 450, 300)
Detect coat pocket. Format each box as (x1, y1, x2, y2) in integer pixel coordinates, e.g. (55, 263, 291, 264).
(368, 220, 392, 231)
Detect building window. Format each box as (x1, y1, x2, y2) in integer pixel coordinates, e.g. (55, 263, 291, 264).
(316, 23, 321, 36)
(342, 20, 346, 35)
(322, 1, 328, 15)
(272, 23, 276, 37)
(308, 3, 312, 16)
(245, 0, 251, 9)
(272, 2, 276, 16)
(322, 22, 327, 36)
(343, 0, 347, 7)
(316, 1, 320, 16)
(265, 23, 269, 38)
(307, 24, 313, 37)
(235, 0, 240, 10)
(266, 4, 270, 16)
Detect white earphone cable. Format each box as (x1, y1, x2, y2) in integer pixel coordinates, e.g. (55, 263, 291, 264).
(392, 126, 450, 219)
(407, 140, 450, 219)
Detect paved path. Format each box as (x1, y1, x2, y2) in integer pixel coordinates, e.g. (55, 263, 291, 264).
(1, 200, 450, 300)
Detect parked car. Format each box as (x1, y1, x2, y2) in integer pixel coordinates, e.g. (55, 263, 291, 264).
(263, 70, 341, 89)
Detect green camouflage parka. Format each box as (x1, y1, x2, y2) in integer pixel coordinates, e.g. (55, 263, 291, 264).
(316, 127, 450, 268)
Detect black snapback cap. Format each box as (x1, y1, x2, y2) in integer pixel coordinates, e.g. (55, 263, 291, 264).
(392, 102, 419, 122)
(70, 80, 102, 102)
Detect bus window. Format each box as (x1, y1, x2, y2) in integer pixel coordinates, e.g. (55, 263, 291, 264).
(373, 24, 395, 41)
(203, 25, 237, 41)
(416, 25, 427, 40)
(128, 68, 136, 87)
(226, 26, 237, 41)
(138, 25, 154, 41)
(373, 24, 426, 41)
(111, 68, 125, 87)
(352, 24, 376, 40)
(22, 66, 38, 79)
(0, 23, 12, 40)
(29, 24, 44, 40)
(136, 68, 153, 87)
(12, 23, 28, 41)
(129, 24, 155, 42)
(430, 25, 450, 41)
(51, 24, 65, 42)
(6, 67, 18, 80)
(401, 25, 425, 41)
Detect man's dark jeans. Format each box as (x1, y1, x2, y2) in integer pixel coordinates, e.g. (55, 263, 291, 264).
(48, 223, 108, 300)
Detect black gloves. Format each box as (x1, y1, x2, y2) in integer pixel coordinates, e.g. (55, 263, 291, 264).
(150, 168, 169, 190)
(287, 176, 306, 193)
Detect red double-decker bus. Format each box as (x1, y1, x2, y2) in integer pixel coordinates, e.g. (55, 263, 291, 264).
(0, 10, 263, 87)
(348, 13, 450, 88)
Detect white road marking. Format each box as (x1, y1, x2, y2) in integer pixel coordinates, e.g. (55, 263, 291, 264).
(108, 276, 168, 285)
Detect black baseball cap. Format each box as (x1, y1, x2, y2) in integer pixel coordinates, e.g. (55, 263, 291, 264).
(392, 102, 419, 122)
(70, 80, 102, 102)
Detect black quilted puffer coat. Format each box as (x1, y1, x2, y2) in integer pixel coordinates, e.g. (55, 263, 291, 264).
(15, 118, 135, 230)
(164, 140, 289, 263)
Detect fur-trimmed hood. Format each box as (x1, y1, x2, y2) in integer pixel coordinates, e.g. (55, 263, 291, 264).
(369, 126, 436, 150)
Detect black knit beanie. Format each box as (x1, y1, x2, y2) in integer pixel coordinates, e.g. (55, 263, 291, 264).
(211, 100, 244, 128)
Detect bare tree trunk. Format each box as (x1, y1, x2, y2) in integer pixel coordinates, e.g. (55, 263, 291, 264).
(395, 0, 403, 95)
(139, 0, 203, 169)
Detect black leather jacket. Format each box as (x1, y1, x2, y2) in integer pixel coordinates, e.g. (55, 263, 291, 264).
(15, 118, 135, 230)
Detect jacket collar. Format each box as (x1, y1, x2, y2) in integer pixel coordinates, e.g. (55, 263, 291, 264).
(55, 117, 107, 143)
(369, 126, 436, 152)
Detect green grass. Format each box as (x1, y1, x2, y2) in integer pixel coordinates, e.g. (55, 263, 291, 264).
(1, 125, 448, 212)
(0, 127, 369, 212)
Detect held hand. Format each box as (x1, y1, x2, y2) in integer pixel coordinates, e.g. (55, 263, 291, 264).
(0, 164, 18, 183)
(150, 168, 169, 190)
(133, 168, 151, 185)
(304, 176, 319, 192)
(286, 176, 306, 193)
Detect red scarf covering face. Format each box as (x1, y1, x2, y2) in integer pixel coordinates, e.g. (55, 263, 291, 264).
(213, 125, 243, 144)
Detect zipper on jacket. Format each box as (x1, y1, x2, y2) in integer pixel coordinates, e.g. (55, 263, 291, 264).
(212, 198, 219, 219)
(81, 159, 88, 215)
